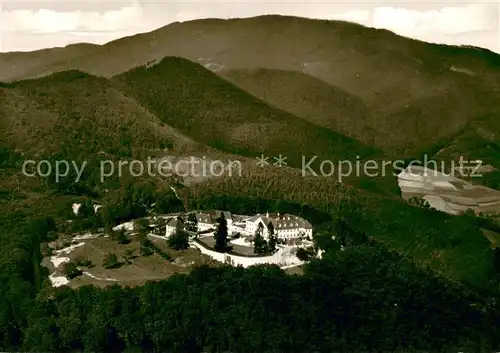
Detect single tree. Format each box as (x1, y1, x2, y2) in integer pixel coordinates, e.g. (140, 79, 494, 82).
(267, 221, 278, 255)
(295, 247, 309, 261)
(134, 218, 150, 233)
(74, 256, 92, 267)
(63, 262, 82, 279)
(175, 216, 185, 231)
(116, 229, 130, 244)
(336, 220, 349, 247)
(135, 218, 150, 245)
(136, 231, 147, 245)
(213, 213, 228, 252)
(185, 212, 198, 233)
(254, 222, 267, 255)
(154, 217, 167, 235)
(167, 230, 190, 250)
(77, 199, 94, 219)
(295, 247, 315, 262)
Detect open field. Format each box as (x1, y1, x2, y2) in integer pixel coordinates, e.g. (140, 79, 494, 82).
(398, 165, 500, 215)
(47, 236, 220, 288)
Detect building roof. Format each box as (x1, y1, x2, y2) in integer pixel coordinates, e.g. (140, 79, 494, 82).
(195, 212, 214, 224)
(195, 210, 233, 224)
(166, 217, 184, 228)
(247, 213, 312, 230)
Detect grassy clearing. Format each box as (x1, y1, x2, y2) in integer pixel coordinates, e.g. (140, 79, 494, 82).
(63, 236, 218, 288)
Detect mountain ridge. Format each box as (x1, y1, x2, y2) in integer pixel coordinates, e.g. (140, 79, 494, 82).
(3, 15, 498, 158)
(112, 56, 381, 166)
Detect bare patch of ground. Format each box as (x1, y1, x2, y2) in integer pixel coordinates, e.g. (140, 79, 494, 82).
(482, 229, 500, 248)
(449, 66, 475, 76)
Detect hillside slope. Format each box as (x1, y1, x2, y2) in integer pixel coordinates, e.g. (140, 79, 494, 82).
(112, 56, 381, 167)
(2, 15, 499, 156)
(0, 45, 497, 294)
(220, 66, 497, 155)
(1, 70, 204, 161)
(0, 43, 99, 82)
(220, 68, 373, 144)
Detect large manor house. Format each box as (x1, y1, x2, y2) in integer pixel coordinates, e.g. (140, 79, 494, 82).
(166, 210, 313, 240)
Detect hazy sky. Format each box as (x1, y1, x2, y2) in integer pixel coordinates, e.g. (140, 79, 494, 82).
(1, 1, 499, 53)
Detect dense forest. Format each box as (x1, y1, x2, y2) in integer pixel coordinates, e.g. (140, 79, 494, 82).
(2, 20, 500, 350)
(2, 163, 500, 352)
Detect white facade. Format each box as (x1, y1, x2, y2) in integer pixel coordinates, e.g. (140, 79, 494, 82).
(165, 224, 176, 237)
(196, 213, 216, 232)
(245, 213, 313, 240)
(192, 241, 304, 268)
(72, 203, 81, 215)
(165, 218, 184, 237)
(245, 216, 268, 237)
(72, 203, 102, 216)
(198, 222, 214, 232)
(165, 210, 313, 241)
(195, 211, 233, 232)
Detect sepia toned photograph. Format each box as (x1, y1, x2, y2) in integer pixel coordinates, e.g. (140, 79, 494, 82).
(1, 1, 500, 352)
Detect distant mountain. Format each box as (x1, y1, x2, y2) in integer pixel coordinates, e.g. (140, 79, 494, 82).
(2, 15, 500, 158)
(112, 56, 380, 167)
(0, 43, 99, 82)
(1, 55, 380, 171)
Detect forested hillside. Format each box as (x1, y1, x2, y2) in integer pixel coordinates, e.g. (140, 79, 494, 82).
(2, 14, 500, 352)
(2, 70, 203, 160)
(2, 175, 500, 352)
(112, 56, 381, 167)
(2, 15, 500, 156)
(220, 68, 373, 143)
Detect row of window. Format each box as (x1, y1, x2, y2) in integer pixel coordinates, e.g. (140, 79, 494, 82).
(246, 221, 305, 228)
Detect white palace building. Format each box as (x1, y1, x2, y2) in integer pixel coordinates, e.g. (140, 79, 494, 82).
(166, 210, 313, 241)
(244, 213, 313, 240)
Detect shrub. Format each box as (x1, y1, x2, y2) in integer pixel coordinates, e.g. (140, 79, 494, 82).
(125, 249, 136, 259)
(140, 246, 154, 257)
(74, 257, 93, 267)
(102, 253, 121, 269)
(296, 247, 316, 262)
(167, 230, 190, 250)
(116, 229, 130, 244)
(63, 262, 82, 279)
